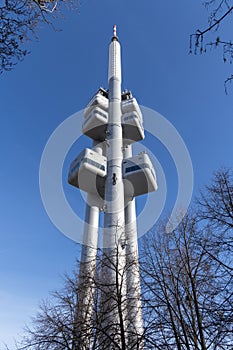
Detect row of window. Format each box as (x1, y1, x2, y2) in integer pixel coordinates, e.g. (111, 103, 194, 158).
(83, 109, 108, 126)
(123, 113, 143, 127)
(70, 157, 106, 177)
(125, 163, 150, 173)
(84, 157, 106, 171)
(121, 98, 135, 107)
(86, 96, 140, 114)
(70, 159, 155, 179)
(84, 111, 143, 127)
(125, 164, 156, 180)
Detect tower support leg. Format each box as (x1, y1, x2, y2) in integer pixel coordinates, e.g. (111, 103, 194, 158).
(72, 142, 102, 350)
(124, 145, 144, 349)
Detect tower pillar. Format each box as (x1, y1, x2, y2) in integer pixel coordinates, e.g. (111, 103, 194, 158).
(73, 141, 102, 350)
(124, 145, 144, 349)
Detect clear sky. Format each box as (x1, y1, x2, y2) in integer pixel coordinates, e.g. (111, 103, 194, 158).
(1, 0, 232, 348)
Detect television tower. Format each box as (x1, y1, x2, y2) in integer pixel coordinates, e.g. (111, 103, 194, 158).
(68, 26, 157, 349)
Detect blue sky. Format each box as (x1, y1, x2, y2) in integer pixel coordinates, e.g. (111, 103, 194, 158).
(1, 0, 233, 347)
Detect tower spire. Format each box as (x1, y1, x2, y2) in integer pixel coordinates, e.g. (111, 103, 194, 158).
(113, 24, 117, 37)
(112, 24, 118, 41)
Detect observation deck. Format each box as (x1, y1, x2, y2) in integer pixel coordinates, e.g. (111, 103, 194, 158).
(123, 153, 157, 197)
(121, 91, 144, 143)
(68, 148, 106, 196)
(82, 88, 109, 141)
(82, 88, 144, 143)
(69, 149, 156, 200)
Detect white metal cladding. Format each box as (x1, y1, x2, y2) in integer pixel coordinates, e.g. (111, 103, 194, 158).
(122, 111, 145, 143)
(121, 97, 143, 121)
(68, 148, 107, 193)
(122, 111, 143, 126)
(83, 107, 108, 126)
(108, 39, 121, 82)
(123, 153, 157, 197)
(84, 92, 109, 118)
(82, 107, 108, 140)
(121, 97, 144, 143)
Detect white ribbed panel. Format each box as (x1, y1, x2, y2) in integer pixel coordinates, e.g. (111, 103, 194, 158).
(108, 40, 121, 82)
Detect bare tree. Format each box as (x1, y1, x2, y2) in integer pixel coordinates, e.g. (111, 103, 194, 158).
(141, 213, 233, 349)
(9, 212, 233, 349)
(190, 1, 233, 90)
(12, 271, 79, 350)
(13, 243, 145, 350)
(11, 165, 233, 349)
(198, 168, 233, 231)
(0, 0, 79, 73)
(1, 0, 38, 73)
(197, 168, 233, 272)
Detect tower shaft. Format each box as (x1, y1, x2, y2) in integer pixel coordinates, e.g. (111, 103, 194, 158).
(100, 34, 127, 349)
(103, 36, 124, 245)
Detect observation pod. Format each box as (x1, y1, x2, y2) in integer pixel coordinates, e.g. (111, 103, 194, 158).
(82, 88, 109, 141)
(123, 152, 157, 197)
(121, 92, 144, 143)
(68, 148, 106, 195)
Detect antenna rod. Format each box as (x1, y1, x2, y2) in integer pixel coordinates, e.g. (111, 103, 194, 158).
(113, 24, 117, 37)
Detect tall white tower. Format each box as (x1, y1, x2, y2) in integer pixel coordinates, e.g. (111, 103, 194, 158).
(68, 26, 157, 349)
